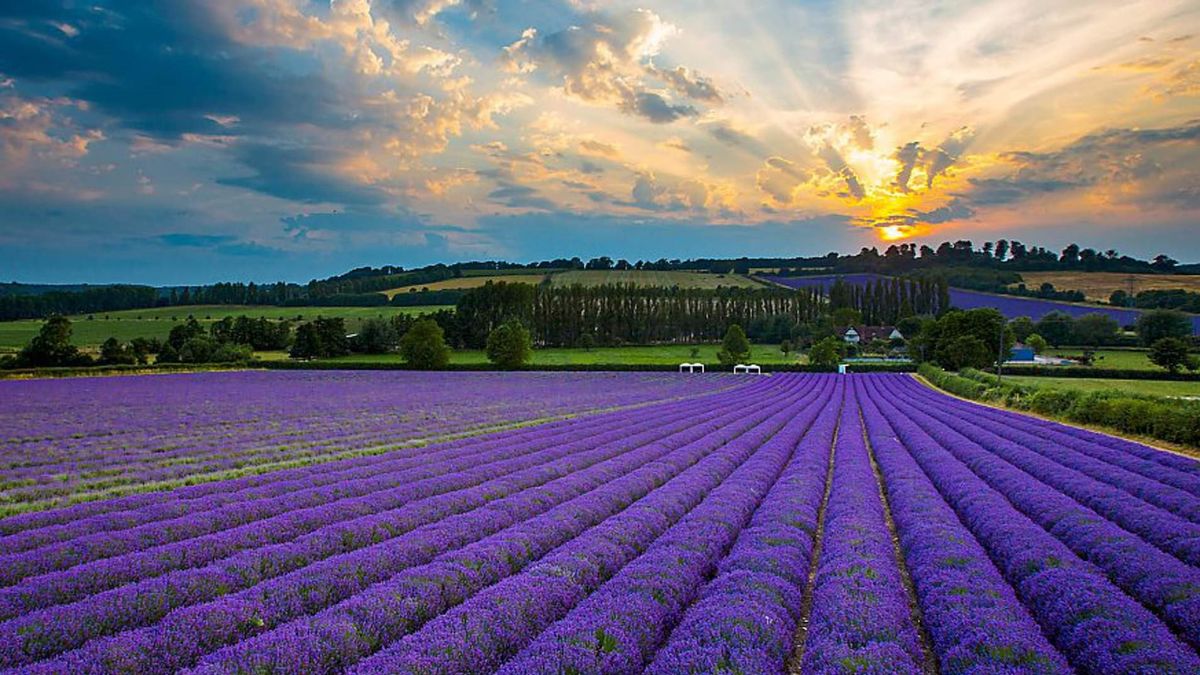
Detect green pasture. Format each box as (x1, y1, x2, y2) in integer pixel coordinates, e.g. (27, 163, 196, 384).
(257, 342, 801, 367)
(1005, 376, 1200, 398)
(0, 305, 451, 351)
(1044, 348, 1156, 370)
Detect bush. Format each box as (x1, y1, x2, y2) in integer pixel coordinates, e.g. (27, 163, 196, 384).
(717, 324, 751, 366)
(399, 319, 451, 369)
(486, 320, 532, 369)
(1136, 309, 1192, 346)
(1148, 337, 1196, 373)
(808, 337, 845, 370)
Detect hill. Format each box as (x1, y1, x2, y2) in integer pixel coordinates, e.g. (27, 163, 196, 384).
(382, 269, 763, 296)
(1016, 272, 1200, 302)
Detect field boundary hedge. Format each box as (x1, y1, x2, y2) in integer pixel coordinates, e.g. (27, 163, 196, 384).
(918, 364, 1200, 448)
(0, 363, 251, 380)
(261, 360, 918, 374)
(998, 365, 1200, 381)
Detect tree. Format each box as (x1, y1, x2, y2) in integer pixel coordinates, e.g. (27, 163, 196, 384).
(1136, 310, 1191, 346)
(1073, 313, 1120, 347)
(1025, 333, 1048, 355)
(830, 307, 862, 328)
(399, 319, 451, 369)
(808, 337, 844, 369)
(1034, 312, 1074, 347)
(17, 316, 90, 367)
(1149, 338, 1194, 373)
(290, 322, 324, 359)
(717, 324, 751, 366)
(167, 318, 206, 351)
(352, 318, 399, 354)
(99, 338, 137, 365)
(937, 334, 993, 371)
(129, 337, 159, 364)
(486, 319, 532, 369)
(1009, 316, 1035, 343)
(577, 333, 596, 352)
(780, 339, 793, 358)
(922, 308, 1012, 370)
(1109, 289, 1130, 307)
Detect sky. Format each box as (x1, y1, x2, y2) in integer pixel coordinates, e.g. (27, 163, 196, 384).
(1, 0, 1198, 284)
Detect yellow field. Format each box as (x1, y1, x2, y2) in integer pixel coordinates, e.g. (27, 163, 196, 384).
(381, 274, 551, 297)
(551, 270, 764, 289)
(383, 270, 763, 296)
(1017, 272, 1200, 302)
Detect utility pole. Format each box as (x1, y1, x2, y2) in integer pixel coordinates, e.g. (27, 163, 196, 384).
(997, 320, 1005, 381)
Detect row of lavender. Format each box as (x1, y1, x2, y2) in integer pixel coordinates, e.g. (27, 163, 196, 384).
(2, 371, 1199, 672)
(762, 273, 1200, 332)
(0, 371, 738, 510)
(0, 372, 804, 671)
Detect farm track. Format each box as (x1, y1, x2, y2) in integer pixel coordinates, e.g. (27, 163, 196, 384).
(1, 371, 1198, 673)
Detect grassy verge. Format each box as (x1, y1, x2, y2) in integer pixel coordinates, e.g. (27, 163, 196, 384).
(918, 364, 1200, 452)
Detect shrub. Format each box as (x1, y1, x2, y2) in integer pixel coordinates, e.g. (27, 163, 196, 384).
(399, 319, 451, 369)
(717, 324, 751, 366)
(486, 320, 532, 369)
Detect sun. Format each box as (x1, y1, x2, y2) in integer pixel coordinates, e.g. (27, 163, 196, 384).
(878, 224, 913, 241)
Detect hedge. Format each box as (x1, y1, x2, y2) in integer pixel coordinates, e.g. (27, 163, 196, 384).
(998, 365, 1200, 381)
(919, 364, 1200, 448)
(261, 360, 917, 374)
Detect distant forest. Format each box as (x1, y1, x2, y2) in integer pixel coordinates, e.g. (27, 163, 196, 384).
(1, 239, 1196, 321)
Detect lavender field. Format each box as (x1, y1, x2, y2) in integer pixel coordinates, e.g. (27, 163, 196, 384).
(763, 273, 1200, 333)
(1, 371, 1198, 674)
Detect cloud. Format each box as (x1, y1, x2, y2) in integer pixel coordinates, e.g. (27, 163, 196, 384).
(487, 182, 556, 210)
(0, 2, 346, 139)
(651, 65, 724, 103)
(704, 120, 764, 154)
(578, 139, 619, 157)
(158, 233, 237, 247)
(925, 127, 973, 188)
(960, 121, 1200, 212)
(0, 92, 102, 164)
(756, 157, 810, 205)
(218, 143, 389, 206)
(624, 91, 697, 124)
(894, 142, 921, 191)
(501, 8, 721, 123)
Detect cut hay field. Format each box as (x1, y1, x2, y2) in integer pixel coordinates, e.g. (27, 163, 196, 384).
(381, 269, 763, 296)
(1, 371, 1197, 673)
(1017, 272, 1200, 302)
(380, 274, 550, 298)
(0, 305, 450, 351)
(551, 269, 763, 288)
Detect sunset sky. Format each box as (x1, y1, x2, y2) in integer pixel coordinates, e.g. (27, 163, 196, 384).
(2, 0, 1198, 284)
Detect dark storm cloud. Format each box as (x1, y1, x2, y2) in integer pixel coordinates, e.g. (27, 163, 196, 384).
(0, 1, 345, 139)
(218, 144, 389, 206)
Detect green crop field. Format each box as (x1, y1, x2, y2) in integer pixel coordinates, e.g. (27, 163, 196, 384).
(259, 343, 801, 367)
(1006, 376, 1200, 398)
(0, 305, 450, 351)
